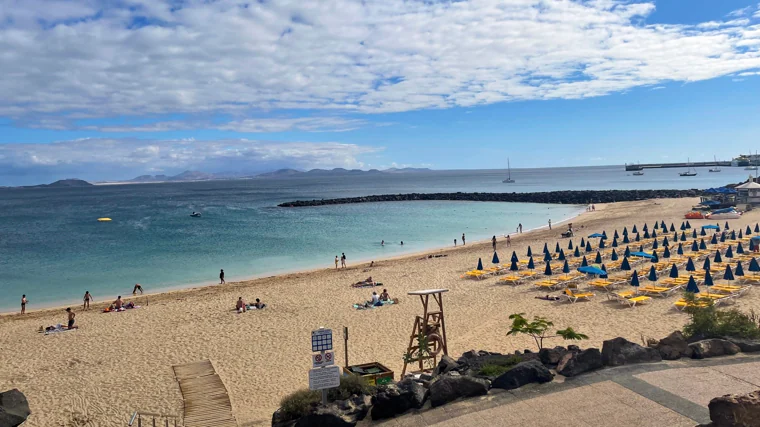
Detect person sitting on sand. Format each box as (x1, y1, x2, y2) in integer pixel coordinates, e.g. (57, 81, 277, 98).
(66, 307, 77, 329)
(236, 297, 247, 313)
(252, 298, 266, 309)
(379, 289, 390, 302)
(370, 291, 382, 307)
(114, 296, 124, 310)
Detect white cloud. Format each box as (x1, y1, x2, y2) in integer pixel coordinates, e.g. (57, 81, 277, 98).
(79, 117, 371, 133)
(727, 6, 752, 18)
(0, 0, 760, 127)
(0, 138, 382, 184)
(738, 71, 760, 76)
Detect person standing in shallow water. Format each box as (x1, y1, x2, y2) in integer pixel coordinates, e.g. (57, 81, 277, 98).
(341, 253, 347, 268)
(462, 233, 466, 245)
(548, 219, 552, 230)
(334, 256, 339, 269)
(519, 223, 523, 233)
(454, 238, 457, 246)
(492, 235, 497, 251)
(21, 295, 27, 314)
(219, 269, 225, 284)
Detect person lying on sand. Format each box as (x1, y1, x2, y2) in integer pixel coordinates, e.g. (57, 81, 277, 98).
(352, 276, 377, 287)
(535, 294, 561, 301)
(236, 297, 247, 313)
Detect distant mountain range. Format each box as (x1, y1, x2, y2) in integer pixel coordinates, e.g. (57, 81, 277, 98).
(4, 179, 95, 189)
(125, 168, 431, 182)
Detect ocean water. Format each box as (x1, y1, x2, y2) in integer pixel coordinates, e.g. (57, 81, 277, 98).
(0, 165, 747, 311)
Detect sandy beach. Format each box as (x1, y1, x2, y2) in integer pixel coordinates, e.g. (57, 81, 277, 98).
(2, 197, 760, 427)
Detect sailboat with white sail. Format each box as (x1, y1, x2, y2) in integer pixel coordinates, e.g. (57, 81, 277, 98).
(679, 158, 697, 177)
(709, 156, 721, 173)
(502, 158, 515, 183)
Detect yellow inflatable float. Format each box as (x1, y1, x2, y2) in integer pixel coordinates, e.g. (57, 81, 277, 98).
(97, 218, 112, 222)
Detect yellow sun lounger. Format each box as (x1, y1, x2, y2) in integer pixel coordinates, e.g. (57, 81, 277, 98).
(640, 285, 678, 297)
(463, 270, 490, 280)
(560, 289, 595, 303)
(620, 295, 651, 307)
(498, 275, 523, 286)
(534, 280, 562, 290)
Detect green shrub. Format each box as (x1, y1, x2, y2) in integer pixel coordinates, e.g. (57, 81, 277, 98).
(683, 293, 760, 340)
(477, 355, 521, 377)
(279, 388, 321, 420)
(327, 374, 376, 401)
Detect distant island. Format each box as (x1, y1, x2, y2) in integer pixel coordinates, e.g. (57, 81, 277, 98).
(20, 179, 94, 189)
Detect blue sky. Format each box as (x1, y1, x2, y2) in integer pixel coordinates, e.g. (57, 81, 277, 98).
(2, 0, 760, 185)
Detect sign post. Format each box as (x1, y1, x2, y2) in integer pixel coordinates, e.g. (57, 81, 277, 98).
(310, 328, 340, 405)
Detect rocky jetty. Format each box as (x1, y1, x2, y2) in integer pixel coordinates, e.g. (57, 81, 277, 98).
(278, 189, 700, 207)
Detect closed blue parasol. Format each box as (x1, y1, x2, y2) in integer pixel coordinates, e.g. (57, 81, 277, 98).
(737, 242, 745, 254)
(654, 222, 659, 230)
(581, 256, 588, 267)
(544, 251, 552, 262)
(594, 251, 603, 264)
(711, 234, 718, 245)
(739, 230, 743, 239)
(614, 230, 619, 239)
(703, 257, 711, 271)
(558, 249, 566, 261)
(555, 242, 561, 253)
(603, 231, 608, 239)
(680, 222, 686, 231)
(735, 261, 745, 277)
(527, 246, 533, 257)
(574, 246, 581, 257)
(749, 257, 760, 272)
(543, 242, 549, 254)
(652, 240, 659, 250)
(670, 223, 676, 232)
(692, 229, 698, 239)
(747, 225, 753, 235)
(599, 239, 606, 249)
(510, 259, 519, 271)
(682, 231, 688, 242)
(714, 250, 723, 263)
(662, 220, 668, 229)
(622, 227, 628, 236)
(700, 228, 706, 236)
(528, 257, 535, 270)
(624, 246, 631, 257)
(677, 243, 684, 255)
(578, 266, 605, 275)
(562, 260, 570, 274)
(492, 252, 500, 264)
(691, 240, 699, 251)
(580, 237, 586, 247)
(611, 249, 619, 261)
(723, 264, 734, 281)
(568, 240, 574, 250)
(686, 257, 696, 271)
(635, 233, 641, 242)
(623, 234, 630, 244)
(685, 276, 700, 293)
(621, 257, 632, 271)
(612, 237, 618, 247)
(651, 250, 659, 263)
(511, 251, 519, 262)
(669, 264, 679, 278)
(632, 225, 638, 234)
(725, 246, 734, 258)
(756, 223, 760, 233)
(725, 221, 730, 230)
(601, 264, 608, 278)
(643, 223, 648, 231)
(643, 230, 651, 239)
(544, 262, 553, 276)
(639, 244, 645, 252)
(719, 233, 726, 243)
(731, 230, 736, 240)
(686, 221, 691, 229)
(663, 246, 671, 258)
(630, 271, 640, 287)
(586, 241, 593, 252)
(700, 239, 707, 250)
(647, 265, 658, 282)
(663, 237, 670, 247)
(477, 258, 483, 270)
(652, 230, 658, 239)
(704, 271, 714, 287)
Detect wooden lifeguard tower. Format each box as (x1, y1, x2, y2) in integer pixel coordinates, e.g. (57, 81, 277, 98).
(402, 289, 449, 376)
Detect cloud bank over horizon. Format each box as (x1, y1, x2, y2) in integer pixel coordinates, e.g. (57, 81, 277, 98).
(0, 138, 381, 186)
(1, 0, 760, 130)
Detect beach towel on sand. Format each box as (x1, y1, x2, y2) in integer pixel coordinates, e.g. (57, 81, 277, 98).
(353, 300, 396, 310)
(103, 305, 141, 313)
(42, 326, 77, 335)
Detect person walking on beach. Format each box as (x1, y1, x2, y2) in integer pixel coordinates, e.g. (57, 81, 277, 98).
(83, 291, 93, 310)
(506, 234, 511, 246)
(219, 269, 225, 284)
(341, 253, 347, 268)
(66, 307, 76, 329)
(21, 295, 27, 314)
(519, 223, 523, 233)
(548, 219, 552, 230)
(132, 283, 143, 295)
(492, 235, 497, 251)
(454, 238, 457, 246)
(462, 233, 466, 245)
(335, 256, 339, 269)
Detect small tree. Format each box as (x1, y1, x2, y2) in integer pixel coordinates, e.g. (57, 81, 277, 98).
(402, 332, 437, 370)
(507, 313, 588, 351)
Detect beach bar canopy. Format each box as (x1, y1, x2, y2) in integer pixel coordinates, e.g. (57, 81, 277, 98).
(588, 233, 605, 238)
(578, 266, 606, 276)
(629, 251, 655, 259)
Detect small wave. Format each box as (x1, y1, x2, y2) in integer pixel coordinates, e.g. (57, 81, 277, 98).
(128, 216, 151, 230)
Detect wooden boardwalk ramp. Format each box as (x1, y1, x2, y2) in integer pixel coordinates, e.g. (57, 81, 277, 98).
(172, 360, 237, 427)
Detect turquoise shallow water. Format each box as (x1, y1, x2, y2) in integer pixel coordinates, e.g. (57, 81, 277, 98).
(0, 165, 743, 311)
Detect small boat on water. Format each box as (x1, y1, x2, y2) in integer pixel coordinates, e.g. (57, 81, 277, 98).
(502, 158, 515, 183)
(190, 212, 202, 217)
(679, 158, 697, 177)
(709, 155, 721, 173)
(633, 171, 644, 176)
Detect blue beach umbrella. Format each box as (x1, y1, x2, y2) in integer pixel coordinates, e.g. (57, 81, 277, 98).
(755, 223, 759, 233)
(544, 262, 553, 276)
(686, 257, 696, 272)
(623, 227, 628, 236)
(703, 224, 720, 230)
(643, 223, 648, 231)
(739, 230, 743, 239)
(599, 239, 606, 249)
(543, 251, 552, 262)
(700, 228, 707, 236)
(731, 230, 736, 240)
(652, 240, 659, 250)
(704, 271, 714, 287)
(624, 246, 631, 258)
(651, 250, 659, 263)
(543, 242, 549, 254)
(527, 246, 533, 257)
(623, 234, 630, 244)
(511, 251, 518, 262)
(643, 230, 651, 239)
(654, 222, 659, 230)
(562, 260, 570, 274)
(692, 229, 698, 239)
(703, 257, 711, 271)
(670, 223, 676, 232)
(573, 246, 581, 257)
(747, 225, 753, 235)
(725, 221, 730, 231)
(510, 259, 519, 271)
(681, 231, 687, 242)
(647, 265, 658, 282)
(700, 239, 707, 250)
(662, 221, 668, 229)
(558, 249, 566, 261)
(735, 261, 745, 277)
(714, 250, 723, 263)
(677, 243, 684, 255)
(601, 264, 608, 278)
(603, 230, 608, 239)
(568, 240, 574, 250)
(492, 252, 500, 264)
(663, 237, 670, 247)
(527, 257, 535, 270)
(586, 241, 593, 252)
(723, 264, 735, 281)
(580, 237, 586, 247)
(686, 220, 692, 229)
(725, 246, 734, 258)
(578, 266, 605, 275)
(612, 237, 618, 247)
(680, 222, 686, 231)
(477, 258, 483, 270)
(581, 256, 588, 267)
(632, 225, 638, 234)
(555, 242, 561, 253)
(663, 246, 671, 258)
(737, 242, 745, 254)
(669, 264, 679, 278)
(614, 230, 619, 239)
(691, 240, 699, 251)
(635, 233, 641, 242)
(630, 271, 640, 288)
(639, 245, 645, 253)
(685, 276, 700, 293)
(711, 234, 718, 245)
(652, 230, 658, 239)
(719, 233, 726, 243)
(749, 258, 760, 273)
(621, 257, 632, 271)
(611, 249, 619, 261)
(594, 251, 603, 264)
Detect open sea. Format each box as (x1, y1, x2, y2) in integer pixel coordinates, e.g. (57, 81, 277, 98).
(0, 165, 751, 311)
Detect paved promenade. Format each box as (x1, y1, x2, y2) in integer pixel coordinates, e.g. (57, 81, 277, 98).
(376, 354, 760, 427)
